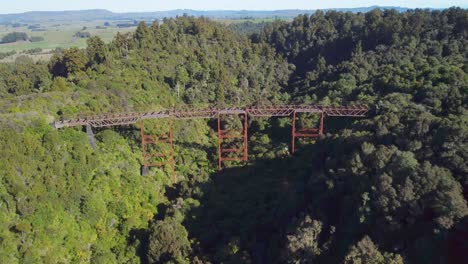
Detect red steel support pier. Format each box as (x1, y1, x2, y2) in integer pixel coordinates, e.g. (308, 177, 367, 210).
(217, 110, 248, 170)
(291, 111, 324, 153)
(140, 119, 176, 182)
(54, 104, 370, 179)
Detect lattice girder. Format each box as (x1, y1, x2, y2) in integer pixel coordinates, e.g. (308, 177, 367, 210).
(54, 104, 370, 128)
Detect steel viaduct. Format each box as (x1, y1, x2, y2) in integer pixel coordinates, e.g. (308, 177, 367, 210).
(54, 105, 370, 182)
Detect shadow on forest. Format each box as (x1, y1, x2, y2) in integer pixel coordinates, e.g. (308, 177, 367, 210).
(183, 156, 313, 263)
(129, 130, 467, 264)
(448, 215, 468, 264)
(178, 140, 368, 263)
(129, 134, 371, 263)
(174, 136, 387, 263)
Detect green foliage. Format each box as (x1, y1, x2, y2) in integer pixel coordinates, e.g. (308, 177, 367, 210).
(0, 50, 16, 59)
(29, 36, 45, 42)
(344, 236, 403, 264)
(0, 121, 165, 263)
(0, 9, 467, 264)
(48, 76, 68, 92)
(228, 21, 270, 35)
(1, 32, 28, 43)
(0, 60, 51, 95)
(86, 36, 107, 65)
(23, 47, 43, 54)
(282, 215, 324, 262)
(74, 31, 91, 38)
(147, 212, 191, 263)
(62, 47, 87, 76)
(49, 47, 87, 78)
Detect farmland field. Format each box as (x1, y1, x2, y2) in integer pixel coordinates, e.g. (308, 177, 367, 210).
(0, 21, 136, 54)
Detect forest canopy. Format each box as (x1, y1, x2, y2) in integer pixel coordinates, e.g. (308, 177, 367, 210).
(0, 8, 466, 264)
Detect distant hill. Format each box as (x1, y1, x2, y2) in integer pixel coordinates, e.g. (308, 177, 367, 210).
(0, 9, 116, 23)
(0, 6, 419, 23)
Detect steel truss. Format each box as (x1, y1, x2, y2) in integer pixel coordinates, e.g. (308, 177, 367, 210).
(217, 111, 248, 170)
(54, 105, 369, 128)
(140, 119, 176, 182)
(291, 111, 324, 154)
(54, 104, 370, 178)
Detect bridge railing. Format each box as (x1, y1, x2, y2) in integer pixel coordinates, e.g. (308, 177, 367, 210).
(53, 104, 370, 128)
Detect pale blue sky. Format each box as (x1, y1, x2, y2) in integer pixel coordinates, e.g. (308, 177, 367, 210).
(1, 0, 466, 14)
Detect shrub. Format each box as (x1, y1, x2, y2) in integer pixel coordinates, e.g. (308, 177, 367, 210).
(1, 32, 28, 43)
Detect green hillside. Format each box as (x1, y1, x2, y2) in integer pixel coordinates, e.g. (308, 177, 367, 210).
(0, 8, 467, 264)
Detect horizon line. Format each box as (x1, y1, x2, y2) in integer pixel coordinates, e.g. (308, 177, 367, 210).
(2, 5, 465, 16)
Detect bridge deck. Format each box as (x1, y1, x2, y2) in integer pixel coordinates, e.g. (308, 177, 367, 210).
(54, 105, 370, 128)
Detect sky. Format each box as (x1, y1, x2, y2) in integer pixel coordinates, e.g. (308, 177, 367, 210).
(0, 0, 466, 14)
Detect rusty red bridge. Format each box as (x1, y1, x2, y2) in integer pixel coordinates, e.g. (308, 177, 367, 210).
(54, 105, 370, 181)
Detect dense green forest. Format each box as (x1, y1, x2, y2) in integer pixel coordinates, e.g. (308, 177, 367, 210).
(0, 8, 467, 264)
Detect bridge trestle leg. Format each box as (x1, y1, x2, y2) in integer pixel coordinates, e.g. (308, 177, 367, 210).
(140, 119, 176, 182)
(292, 110, 296, 154)
(291, 111, 325, 153)
(218, 112, 248, 170)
